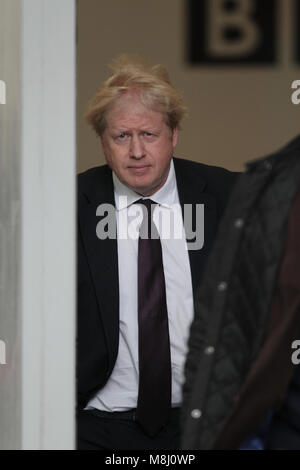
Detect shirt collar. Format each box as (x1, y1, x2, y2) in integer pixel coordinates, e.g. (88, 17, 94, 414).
(113, 159, 178, 211)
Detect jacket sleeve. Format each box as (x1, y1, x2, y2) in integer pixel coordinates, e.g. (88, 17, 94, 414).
(265, 366, 300, 449)
(264, 188, 300, 450)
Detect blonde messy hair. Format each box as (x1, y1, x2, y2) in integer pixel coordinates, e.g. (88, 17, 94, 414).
(85, 54, 187, 136)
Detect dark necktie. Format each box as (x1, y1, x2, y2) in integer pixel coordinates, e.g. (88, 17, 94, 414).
(135, 199, 172, 437)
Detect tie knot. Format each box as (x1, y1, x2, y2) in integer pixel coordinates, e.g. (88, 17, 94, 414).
(135, 199, 157, 219)
(136, 198, 155, 208)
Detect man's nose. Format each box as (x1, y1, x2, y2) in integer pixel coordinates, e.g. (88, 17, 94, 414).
(130, 134, 145, 159)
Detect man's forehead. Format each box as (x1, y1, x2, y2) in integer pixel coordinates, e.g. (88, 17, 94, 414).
(106, 95, 165, 128)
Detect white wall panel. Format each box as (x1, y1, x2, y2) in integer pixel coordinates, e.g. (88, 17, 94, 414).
(0, 0, 76, 450)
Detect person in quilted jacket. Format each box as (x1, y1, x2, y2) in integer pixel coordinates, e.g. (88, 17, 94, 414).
(181, 135, 300, 450)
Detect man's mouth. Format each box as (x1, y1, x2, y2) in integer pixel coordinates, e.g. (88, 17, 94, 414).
(128, 165, 151, 173)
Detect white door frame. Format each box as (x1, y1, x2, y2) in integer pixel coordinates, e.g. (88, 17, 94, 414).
(0, 0, 76, 450)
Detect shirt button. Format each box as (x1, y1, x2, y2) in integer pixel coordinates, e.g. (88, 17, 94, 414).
(191, 409, 202, 419)
(204, 345, 215, 355)
(234, 218, 244, 229)
(218, 281, 227, 291)
(263, 161, 272, 171)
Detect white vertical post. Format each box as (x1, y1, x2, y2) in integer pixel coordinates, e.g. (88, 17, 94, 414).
(21, 0, 76, 450)
(0, 0, 76, 450)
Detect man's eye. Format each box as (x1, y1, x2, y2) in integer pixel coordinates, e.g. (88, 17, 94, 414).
(144, 132, 153, 137)
(115, 133, 128, 141)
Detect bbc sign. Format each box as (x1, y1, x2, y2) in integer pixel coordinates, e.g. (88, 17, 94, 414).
(188, 0, 278, 64)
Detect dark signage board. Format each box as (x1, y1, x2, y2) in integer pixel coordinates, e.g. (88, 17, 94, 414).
(187, 0, 278, 65)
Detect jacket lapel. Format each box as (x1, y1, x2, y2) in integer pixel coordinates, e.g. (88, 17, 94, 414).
(78, 165, 119, 372)
(174, 158, 218, 297)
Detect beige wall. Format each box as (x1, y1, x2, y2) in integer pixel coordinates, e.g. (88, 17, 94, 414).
(77, 0, 300, 173)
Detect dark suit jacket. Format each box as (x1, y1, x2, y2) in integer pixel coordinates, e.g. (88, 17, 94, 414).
(77, 157, 238, 409)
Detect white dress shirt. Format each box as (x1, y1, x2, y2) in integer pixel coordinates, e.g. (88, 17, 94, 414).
(86, 159, 195, 411)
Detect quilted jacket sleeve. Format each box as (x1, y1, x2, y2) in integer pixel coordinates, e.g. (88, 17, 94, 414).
(265, 367, 300, 449)
(264, 189, 300, 450)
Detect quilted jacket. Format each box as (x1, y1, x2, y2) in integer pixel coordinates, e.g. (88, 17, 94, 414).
(181, 135, 300, 450)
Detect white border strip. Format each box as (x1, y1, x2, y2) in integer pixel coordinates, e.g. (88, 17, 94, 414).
(21, 0, 76, 450)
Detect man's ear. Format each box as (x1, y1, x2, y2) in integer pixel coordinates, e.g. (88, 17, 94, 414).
(172, 127, 178, 148)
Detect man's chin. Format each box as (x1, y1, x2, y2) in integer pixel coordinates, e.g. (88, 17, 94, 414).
(121, 171, 167, 196)
(129, 180, 159, 197)
(131, 185, 155, 197)
(124, 175, 156, 196)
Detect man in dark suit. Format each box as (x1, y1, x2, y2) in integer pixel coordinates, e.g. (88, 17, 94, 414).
(77, 55, 237, 450)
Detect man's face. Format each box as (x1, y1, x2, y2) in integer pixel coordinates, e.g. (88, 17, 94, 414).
(101, 92, 178, 196)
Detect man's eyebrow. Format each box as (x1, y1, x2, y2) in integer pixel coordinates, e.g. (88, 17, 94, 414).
(110, 126, 161, 134)
(109, 128, 130, 134)
(140, 126, 162, 133)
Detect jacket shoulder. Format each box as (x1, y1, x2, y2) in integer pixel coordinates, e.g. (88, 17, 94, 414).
(77, 164, 111, 190)
(174, 157, 240, 203)
(174, 157, 239, 181)
(246, 134, 300, 173)
(77, 165, 114, 206)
